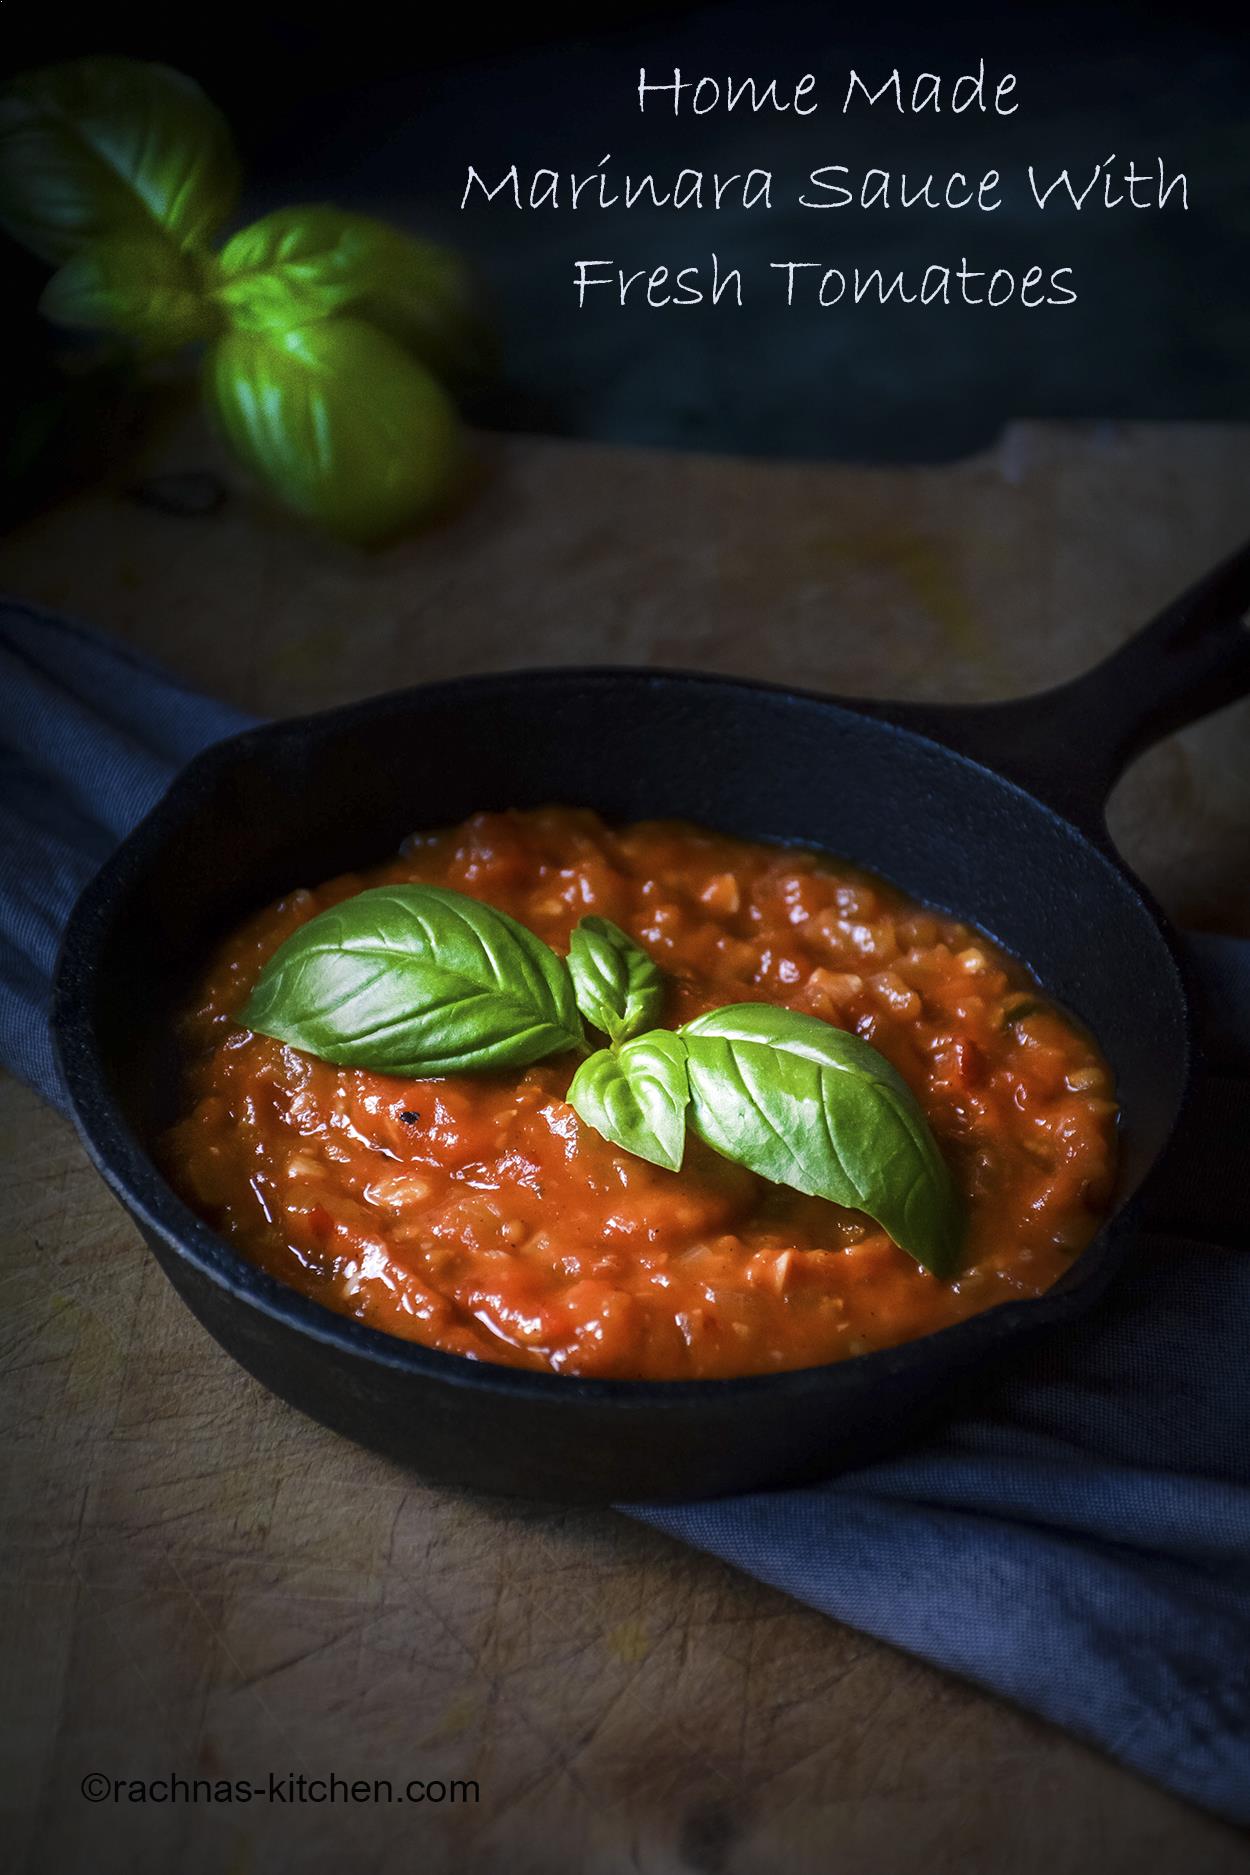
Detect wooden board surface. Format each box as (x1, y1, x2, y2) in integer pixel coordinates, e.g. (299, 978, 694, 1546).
(2, 414, 1249, 1874)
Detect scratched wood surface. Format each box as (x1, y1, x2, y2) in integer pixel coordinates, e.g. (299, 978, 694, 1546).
(2, 415, 1249, 1875)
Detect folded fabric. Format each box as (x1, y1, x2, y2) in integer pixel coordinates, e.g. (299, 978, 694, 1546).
(0, 600, 252, 1101)
(2, 598, 1247, 1825)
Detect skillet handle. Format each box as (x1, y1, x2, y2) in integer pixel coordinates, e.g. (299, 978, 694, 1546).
(870, 538, 1250, 833)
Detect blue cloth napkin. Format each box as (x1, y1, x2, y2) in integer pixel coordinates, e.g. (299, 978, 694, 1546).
(3, 599, 1248, 1826)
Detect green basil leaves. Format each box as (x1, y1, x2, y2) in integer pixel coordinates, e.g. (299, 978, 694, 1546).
(39, 234, 213, 350)
(681, 1005, 962, 1277)
(567, 917, 666, 1044)
(565, 1002, 960, 1273)
(1, 57, 482, 543)
(241, 885, 583, 1076)
(0, 57, 239, 265)
(566, 1031, 689, 1172)
(208, 320, 462, 544)
(239, 885, 962, 1274)
(563, 918, 683, 1171)
(213, 206, 491, 383)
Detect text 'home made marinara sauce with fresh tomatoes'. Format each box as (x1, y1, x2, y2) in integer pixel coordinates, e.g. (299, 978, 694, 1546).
(164, 808, 1117, 1381)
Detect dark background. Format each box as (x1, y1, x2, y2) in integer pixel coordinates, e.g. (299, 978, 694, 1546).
(3, 0, 1248, 469)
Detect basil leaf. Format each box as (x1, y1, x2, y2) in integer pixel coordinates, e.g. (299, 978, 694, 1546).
(682, 1004, 962, 1276)
(39, 235, 213, 350)
(214, 206, 491, 383)
(206, 318, 462, 543)
(567, 1031, 690, 1173)
(0, 57, 240, 266)
(568, 917, 665, 1045)
(241, 884, 584, 1076)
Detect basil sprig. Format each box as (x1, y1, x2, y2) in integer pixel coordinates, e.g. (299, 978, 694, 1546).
(238, 883, 962, 1275)
(242, 885, 583, 1076)
(0, 57, 484, 542)
(567, 916, 665, 1044)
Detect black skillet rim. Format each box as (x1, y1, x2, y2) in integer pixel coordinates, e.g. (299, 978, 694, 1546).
(51, 665, 1193, 1411)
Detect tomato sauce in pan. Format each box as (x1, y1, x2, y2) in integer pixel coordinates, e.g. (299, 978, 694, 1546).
(164, 808, 1117, 1380)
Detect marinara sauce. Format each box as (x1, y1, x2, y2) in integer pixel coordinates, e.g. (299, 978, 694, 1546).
(164, 808, 1117, 1380)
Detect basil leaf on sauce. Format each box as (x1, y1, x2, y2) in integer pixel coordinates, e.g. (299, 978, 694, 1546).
(567, 916, 665, 1044)
(241, 884, 584, 1075)
(681, 1004, 962, 1276)
(567, 1030, 690, 1173)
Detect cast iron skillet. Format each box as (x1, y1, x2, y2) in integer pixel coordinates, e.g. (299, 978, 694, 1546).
(53, 544, 1250, 1504)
